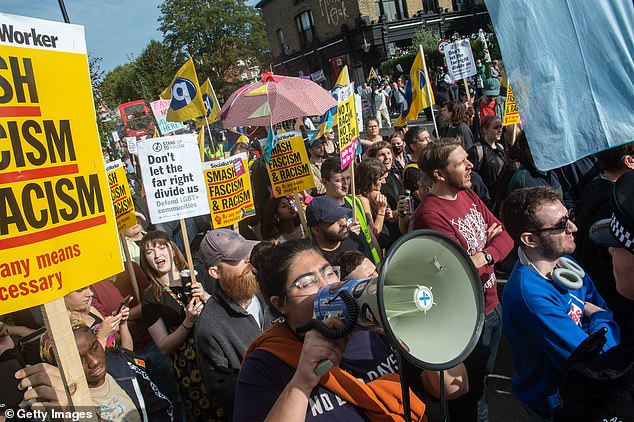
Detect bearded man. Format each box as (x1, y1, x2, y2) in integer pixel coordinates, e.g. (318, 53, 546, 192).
(195, 229, 272, 420)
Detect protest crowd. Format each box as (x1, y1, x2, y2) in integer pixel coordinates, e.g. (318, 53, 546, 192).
(2, 11, 634, 422)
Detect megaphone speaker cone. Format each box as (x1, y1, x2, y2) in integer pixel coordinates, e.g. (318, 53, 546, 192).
(378, 230, 485, 370)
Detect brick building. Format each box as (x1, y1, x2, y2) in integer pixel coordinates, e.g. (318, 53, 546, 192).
(257, 0, 491, 86)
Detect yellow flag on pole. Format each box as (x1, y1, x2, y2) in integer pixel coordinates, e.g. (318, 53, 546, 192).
(368, 67, 379, 81)
(314, 65, 352, 138)
(194, 78, 222, 128)
(394, 47, 435, 126)
(160, 57, 206, 123)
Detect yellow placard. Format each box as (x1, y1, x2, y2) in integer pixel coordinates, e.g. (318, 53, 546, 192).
(503, 83, 522, 126)
(337, 92, 359, 169)
(202, 153, 255, 228)
(0, 14, 122, 314)
(105, 161, 137, 232)
(266, 131, 315, 198)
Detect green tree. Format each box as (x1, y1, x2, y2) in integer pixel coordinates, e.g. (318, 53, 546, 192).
(133, 40, 178, 102)
(88, 55, 110, 149)
(158, 0, 270, 101)
(411, 28, 443, 70)
(100, 62, 142, 108)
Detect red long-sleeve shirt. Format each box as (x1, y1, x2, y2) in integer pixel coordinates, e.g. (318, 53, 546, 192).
(412, 189, 514, 314)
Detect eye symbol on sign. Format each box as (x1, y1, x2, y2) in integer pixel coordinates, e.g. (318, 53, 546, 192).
(170, 77, 197, 110)
(152, 143, 163, 152)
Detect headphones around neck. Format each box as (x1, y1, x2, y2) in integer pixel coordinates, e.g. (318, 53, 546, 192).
(517, 247, 585, 290)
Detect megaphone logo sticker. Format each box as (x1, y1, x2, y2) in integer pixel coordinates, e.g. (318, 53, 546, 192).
(361, 303, 377, 324)
(414, 286, 435, 313)
(328, 280, 346, 294)
(352, 280, 368, 298)
(170, 77, 197, 110)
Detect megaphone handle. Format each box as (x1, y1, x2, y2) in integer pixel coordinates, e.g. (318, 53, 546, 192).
(439, 369, 447, 422)
(394, 351, 412, 422)
(314, 359, 334, 377)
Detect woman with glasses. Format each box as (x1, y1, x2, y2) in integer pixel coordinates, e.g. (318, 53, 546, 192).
(234, 240, 468, 421)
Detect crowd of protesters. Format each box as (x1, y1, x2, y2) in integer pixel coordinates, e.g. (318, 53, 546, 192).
(2, 63, 634, 422)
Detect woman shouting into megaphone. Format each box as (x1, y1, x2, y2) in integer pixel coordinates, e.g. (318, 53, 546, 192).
(235, 240, 468, 421)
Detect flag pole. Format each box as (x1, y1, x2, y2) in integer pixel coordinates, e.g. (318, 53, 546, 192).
(418, 44, 439, 137)
(203, 115, 216, 155)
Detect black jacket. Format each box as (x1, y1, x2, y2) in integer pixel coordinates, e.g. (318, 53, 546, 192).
(105, 348, 174, 422)
(195, 288, 272, 419)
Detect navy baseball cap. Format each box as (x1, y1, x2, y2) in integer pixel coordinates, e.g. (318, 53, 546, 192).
(306, 196, 349, 227)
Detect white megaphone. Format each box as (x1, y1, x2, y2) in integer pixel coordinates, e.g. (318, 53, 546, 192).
(297, 229, 485, 372)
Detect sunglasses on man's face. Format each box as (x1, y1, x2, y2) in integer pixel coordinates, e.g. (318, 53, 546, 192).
(528, 211, 575, 233)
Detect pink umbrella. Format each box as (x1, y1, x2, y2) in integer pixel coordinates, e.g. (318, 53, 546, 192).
(220, 73, 337, 128)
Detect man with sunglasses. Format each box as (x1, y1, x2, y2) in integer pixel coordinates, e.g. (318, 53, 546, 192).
(500, 187, 619, 421)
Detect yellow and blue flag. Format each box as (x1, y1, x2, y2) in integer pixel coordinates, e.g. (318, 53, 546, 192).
(160, 57, 206, 123)
(314, 66, 350, 139)
(195, 78, 221, 128)
(226, 128, 249, 150)
(368, 67, 379, 81)
(394, 48, 435, 126)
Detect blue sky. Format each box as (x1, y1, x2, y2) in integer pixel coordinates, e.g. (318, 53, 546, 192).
(3, 0, 163, 72)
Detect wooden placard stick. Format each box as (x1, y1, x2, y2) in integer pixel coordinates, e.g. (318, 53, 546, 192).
(41, 299, 98, 420)
(293, 192, 310, 240)
(179, 218, 200, 306)
(463, 77, 471, 103)
(119, 233, 141, 302)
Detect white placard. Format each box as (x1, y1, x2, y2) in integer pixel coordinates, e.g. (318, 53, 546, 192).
(445, 39, 477, 80)
(112, 131, 120, 142)
(137, 134, 209, 224)
(125, 136, 137, 154)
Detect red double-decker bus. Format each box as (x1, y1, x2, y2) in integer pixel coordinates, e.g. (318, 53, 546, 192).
(117, 100, 155, 138)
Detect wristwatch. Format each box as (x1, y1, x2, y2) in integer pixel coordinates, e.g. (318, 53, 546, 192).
(482, 250, 494, 265)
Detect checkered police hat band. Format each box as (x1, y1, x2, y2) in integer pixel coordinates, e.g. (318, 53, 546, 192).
(611, 214, 634, 254)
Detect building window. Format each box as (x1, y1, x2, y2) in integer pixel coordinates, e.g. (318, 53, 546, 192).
(422, 0, 439, 13)
(295, 10, 316, 48)
(375, 0, 406, 21)
(241, 73, 248, 81)
(277, 29, 289, 55)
